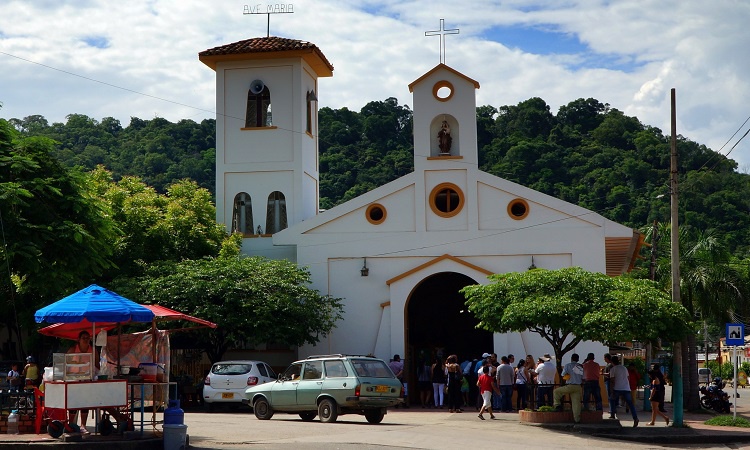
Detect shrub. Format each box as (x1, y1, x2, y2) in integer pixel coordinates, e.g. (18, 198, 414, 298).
(704, 416, 750, 428)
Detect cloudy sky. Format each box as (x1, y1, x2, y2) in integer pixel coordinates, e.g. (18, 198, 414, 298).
(1, 0, 750, 168)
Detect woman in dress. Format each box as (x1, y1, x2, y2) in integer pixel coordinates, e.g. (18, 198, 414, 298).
(431, 356, 446, 409)
(647, 364, 670, 426)
(445, 354, 463, 413)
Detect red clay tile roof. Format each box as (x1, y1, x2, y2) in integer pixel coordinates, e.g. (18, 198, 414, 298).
(199, 36, 333, 74)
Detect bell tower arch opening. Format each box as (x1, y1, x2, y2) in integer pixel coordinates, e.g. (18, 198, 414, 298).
(406, 271, 492, 375)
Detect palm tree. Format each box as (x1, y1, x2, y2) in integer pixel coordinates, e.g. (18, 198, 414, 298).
(647, 224, 746, 410)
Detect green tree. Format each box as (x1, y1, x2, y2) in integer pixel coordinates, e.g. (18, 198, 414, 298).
(89, 167, 228, 279)
(0, 119, 117, 355)
(650, 224, 747, 410)
(126, 255, 344, 362)
(462, 267, 692, 377)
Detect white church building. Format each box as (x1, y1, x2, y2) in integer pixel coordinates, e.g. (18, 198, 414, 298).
(199, 36, 643, 372)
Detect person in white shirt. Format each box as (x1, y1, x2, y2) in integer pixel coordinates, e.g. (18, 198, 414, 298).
(6, 363, 21, 393)
(535, 354, 556, 407)
(553, 353, 585, 422)
(609, 355, 639, 426)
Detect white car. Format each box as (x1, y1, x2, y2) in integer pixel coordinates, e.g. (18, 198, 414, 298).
(203, 360, 276, 410)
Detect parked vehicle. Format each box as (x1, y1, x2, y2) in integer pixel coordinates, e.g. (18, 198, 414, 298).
(203, 360, 276, 411)
(698, 367, 713, 384)
(244, 354, 403, 424)
(700, 377, 731, 413)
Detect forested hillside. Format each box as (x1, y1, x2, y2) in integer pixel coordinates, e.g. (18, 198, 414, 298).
(6, 96, 750, 254)
(8, 114, 216, 194)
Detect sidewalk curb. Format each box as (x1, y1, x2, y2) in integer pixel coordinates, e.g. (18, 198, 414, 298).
(588, 432, 750, 445)
(0, 438, 162, 449)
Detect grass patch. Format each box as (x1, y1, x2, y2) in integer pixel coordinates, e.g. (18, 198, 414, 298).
(536, 406, 556, 412)
(704, 415, 750, 428)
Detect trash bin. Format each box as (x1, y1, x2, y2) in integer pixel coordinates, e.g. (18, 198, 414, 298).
(163, 424, 188, 450)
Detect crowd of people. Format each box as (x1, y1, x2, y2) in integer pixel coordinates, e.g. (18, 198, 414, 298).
(392, 351, 670, 427)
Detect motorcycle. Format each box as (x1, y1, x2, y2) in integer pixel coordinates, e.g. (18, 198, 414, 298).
(700, 377, 731, 413)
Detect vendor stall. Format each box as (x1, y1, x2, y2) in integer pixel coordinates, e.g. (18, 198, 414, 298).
(34, 284, 155, 437)
(36, 293, 217, 436)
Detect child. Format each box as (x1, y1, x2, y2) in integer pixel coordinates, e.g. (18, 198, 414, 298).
(7, 363, 22, 392)
(476, 365, 496, 420)
(460, 374, 469, 407)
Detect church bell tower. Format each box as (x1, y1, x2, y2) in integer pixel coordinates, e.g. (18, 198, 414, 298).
(199, 37, 333, 253)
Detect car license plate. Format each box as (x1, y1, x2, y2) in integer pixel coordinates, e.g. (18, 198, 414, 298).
(375, 385, 389, 393)
(222, 392, 234, 399)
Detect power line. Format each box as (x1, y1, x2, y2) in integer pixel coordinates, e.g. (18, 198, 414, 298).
(0, 51, 217, 116)
(2, 50, 746, 269)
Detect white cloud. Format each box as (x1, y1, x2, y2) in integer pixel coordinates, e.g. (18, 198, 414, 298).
(1, 0, 749, 166)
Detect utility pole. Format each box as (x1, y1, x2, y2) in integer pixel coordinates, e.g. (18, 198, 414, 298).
(704, 320, 709, 377)
(644, 220, 658, 412)
(670, 88, 684, 426)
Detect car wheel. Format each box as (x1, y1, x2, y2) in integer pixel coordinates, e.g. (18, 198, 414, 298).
(204, 401, 215, 413)
(318, 398, 338, 423)
(254, 398, 274, 420)
(364, 409, 385, 424)
(299, 412, 317, 421)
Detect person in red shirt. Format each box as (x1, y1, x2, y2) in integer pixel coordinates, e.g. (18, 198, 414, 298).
(476, 365, 497, 420)
(626, 362, 642, 413)
(582, 353, 602, 411)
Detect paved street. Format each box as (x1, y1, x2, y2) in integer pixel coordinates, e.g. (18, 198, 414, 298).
(177, 384, 750, 450)
(182, 402, 749, 450)
(3, 384, 750, 449)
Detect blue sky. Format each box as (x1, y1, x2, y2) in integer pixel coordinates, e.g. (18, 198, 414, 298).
(1, 0, 749, 168)
(483, 25, 640, 72)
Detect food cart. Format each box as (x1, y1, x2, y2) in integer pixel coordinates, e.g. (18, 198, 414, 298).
(36, 289, 217, 436)
(34, 284, 156, 436)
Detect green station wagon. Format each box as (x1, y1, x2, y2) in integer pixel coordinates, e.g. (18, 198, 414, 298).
(244, 354, 403, 423)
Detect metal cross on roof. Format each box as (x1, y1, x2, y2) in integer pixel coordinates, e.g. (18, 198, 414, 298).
(425, 19, 459, 64)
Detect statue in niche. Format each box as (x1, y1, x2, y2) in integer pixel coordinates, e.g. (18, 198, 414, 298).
(437, 120, 452, 155)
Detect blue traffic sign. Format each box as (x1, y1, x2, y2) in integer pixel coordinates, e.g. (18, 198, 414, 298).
(726, 323, 745, 346)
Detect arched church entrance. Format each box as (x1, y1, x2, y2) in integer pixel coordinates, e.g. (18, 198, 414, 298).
(405, 272, 492, 405)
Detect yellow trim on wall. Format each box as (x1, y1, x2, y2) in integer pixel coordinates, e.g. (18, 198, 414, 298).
(429, 182, 464, 218)
(426, 155, 463, 160)
(240, 126, 278, 131)
(199, 49, 334, 77)
(365, 203, 387, 225)
(386, 254, 494, 286)
(507, 198, 530, 220)
(408, 63, 480, 92)
(432, 80, 454, 102)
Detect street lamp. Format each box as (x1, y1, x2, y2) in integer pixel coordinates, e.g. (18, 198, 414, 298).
(670, 88, 684, 427)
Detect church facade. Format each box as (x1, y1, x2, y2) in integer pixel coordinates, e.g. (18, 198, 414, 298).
(199, 37, 642, 367)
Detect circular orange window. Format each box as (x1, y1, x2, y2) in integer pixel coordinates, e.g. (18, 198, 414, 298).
(366, 203, 387, 225)
(429, 183, 464, 217)
(432, 80, 454, 102)
(507, 198, 529, 220)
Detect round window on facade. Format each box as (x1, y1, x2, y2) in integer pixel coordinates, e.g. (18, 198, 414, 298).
(430, 183, 464, 218)
(507, 198, 530, 220)
(432, 80, 454, 102)
(366, 203, 387, 225)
